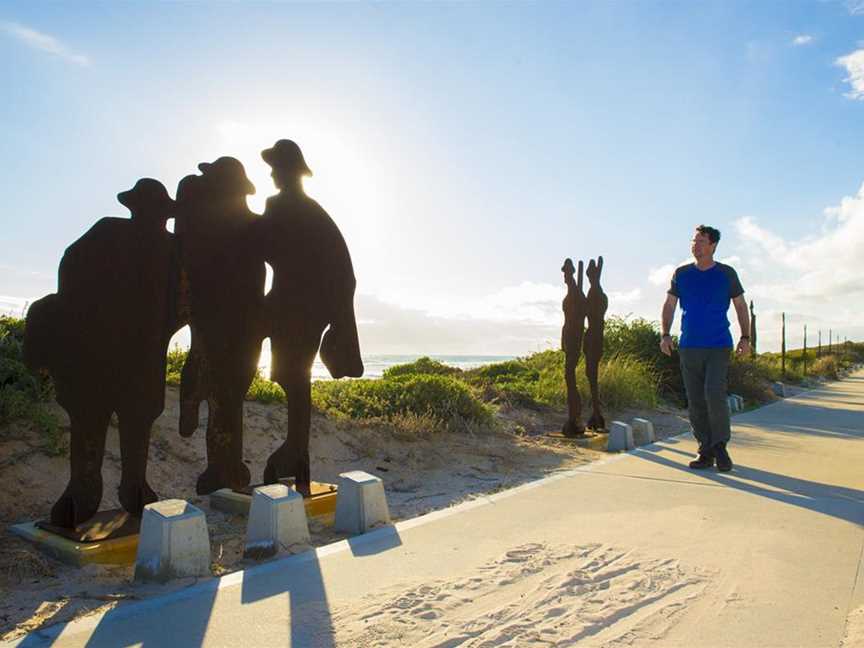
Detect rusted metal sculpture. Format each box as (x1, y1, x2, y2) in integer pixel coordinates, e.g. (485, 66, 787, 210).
(24, 179, 179, 528)
(583, 256, 608, 432)
(254, 139, 363, 494)
(561, 258, 587, 437)
(176, 157, 266, 495)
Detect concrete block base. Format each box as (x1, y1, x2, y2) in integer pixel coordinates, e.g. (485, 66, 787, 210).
(772, 382, 787, 397)
(211, 482, 338, 520)
(245, 485, 310, 560)
(727, 394, 744, 412)
(334, 471, 390, 535)
(631, 418, 655, 445)
(134, 500, 210, 583)
(607, 421, 634, 452)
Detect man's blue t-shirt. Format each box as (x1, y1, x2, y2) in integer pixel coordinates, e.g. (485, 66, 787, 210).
(668, 262, 744, 348)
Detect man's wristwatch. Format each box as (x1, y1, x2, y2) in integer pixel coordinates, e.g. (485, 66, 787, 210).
(739, 336, 750, 340)
(661, 334, 672, 339)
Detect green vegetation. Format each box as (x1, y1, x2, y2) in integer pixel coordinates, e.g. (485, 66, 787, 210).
(0, 316, 63, 454)
(382, 356, 461, 379)
(165, 345, 187, 386)
(2, 314, 863, 443)
(312, 373, 493, 429)
(166, 345, 287, 404)
(463, 349, 658, 411)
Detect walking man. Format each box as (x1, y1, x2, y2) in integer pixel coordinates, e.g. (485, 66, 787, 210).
(660, 225, 750, 472)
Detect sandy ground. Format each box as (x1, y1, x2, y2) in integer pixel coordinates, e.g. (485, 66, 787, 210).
(843, 605, 864, 648)
(0, 387, 691, 641)
(329, 542, 712, 647)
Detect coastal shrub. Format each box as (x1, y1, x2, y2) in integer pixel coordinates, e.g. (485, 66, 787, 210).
(603, 316, 662, 360)
(462, 350, 658, 411)
(246, 372, 286, 403)
(383, 357, 462, 379)
(0, 316, 61, 451)
(164, 346, 286, 403)
(603, 316, 684, 403)
(463, 360, 542, 408)
(593, 355, 660, 410)
(165, 345, 187, 386)
(809, 356, 839, 380)
(531, 353, 658, 410)
(312, 374, 493, 427)
(753, 354, 804, 384)
(727, 355, 776, 404)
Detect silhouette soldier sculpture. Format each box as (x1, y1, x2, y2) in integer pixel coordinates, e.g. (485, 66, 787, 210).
(24, 179, 179, 528)
(176, 158, 266, 494)
(561, 258, 587, 437)
(583, 256, 608, 432)
(255, 139, 363, 494)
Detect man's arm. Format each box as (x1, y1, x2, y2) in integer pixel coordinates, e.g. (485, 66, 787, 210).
(660, 293, 678, 356)
(732, 294, 751, 356)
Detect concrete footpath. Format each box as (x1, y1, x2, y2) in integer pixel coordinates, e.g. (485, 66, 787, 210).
(7, 373, 864, 647)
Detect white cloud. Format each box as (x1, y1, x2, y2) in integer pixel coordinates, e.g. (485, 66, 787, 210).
(792, 35, 814, 46)
(735, 185, 864, 309)
(0, 295, 32, 317)
(365, 278, 646, 354)
(1, 21, 89, 66)
(846, 1, 864, 16)
(355, 293, 558, 355)
(648, 264, 675, 286)
(835, 48, 864, 100)
(379, 281, 562, 327)
(608, 288, 642, 305)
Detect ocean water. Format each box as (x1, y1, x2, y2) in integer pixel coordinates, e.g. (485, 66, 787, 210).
(258, 349, 516, 381)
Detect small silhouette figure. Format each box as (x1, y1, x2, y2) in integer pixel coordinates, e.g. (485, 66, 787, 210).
(561, 258, 587, 437)
(24, 179, 179, 527)
(177, 158, 266, 494)
(255, 139, 363, 494)
(583, 256, 608, 432)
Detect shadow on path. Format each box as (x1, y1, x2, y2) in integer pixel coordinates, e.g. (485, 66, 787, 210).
(12, 578, 222, 648)
(240, 550, 336, 648)
(635, 447, 864, 526)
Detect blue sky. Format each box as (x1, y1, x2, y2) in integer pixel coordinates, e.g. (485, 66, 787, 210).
(2, 0, 863, 355)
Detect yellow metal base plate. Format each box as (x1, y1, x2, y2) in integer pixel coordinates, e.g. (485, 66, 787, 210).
(10, 520, 139, 567)
(545, 431, 608, 450)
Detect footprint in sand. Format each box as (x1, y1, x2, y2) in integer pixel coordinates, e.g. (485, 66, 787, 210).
(334, 542, 711, 647)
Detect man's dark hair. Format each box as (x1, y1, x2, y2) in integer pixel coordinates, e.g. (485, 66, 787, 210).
(695, 225, 720, 244)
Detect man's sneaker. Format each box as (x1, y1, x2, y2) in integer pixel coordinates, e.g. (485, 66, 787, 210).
(688, 452, 715, 469)
(715, 444, 733, 472)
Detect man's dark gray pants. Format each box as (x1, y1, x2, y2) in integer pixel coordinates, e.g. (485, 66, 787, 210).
(679, 347, 731, 454)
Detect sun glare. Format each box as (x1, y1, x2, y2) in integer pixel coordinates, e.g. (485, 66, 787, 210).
(212, 118, 391, 378)
(214, 119, 386, 226)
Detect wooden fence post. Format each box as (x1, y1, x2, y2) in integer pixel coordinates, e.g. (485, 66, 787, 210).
(803, 324, 807, 377)
(750, 300, 757, 357)
(781, 312, 786, 379)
